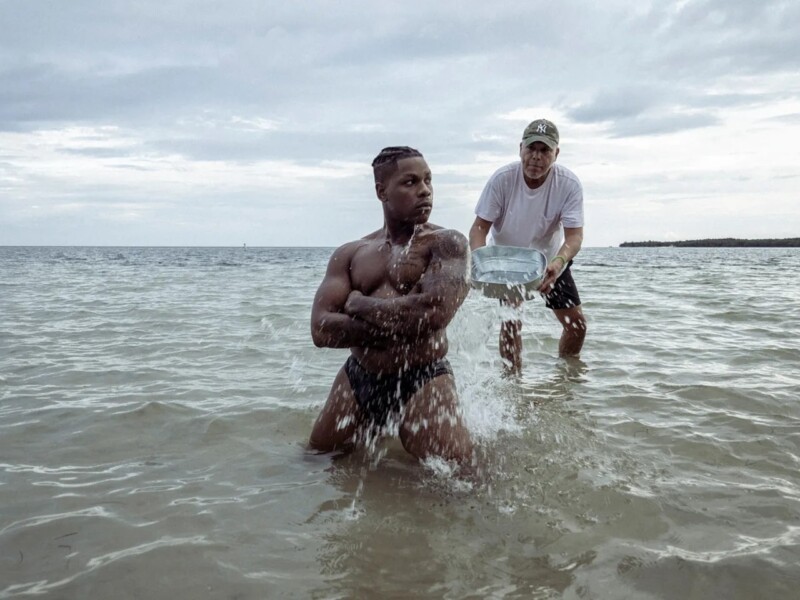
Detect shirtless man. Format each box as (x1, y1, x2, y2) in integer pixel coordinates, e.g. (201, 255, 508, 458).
(309, 146, 473, 468)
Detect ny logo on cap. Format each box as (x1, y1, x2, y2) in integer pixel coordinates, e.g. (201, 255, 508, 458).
(537, 123, 548, 133)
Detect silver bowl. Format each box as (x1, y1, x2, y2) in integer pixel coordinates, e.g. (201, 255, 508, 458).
(470, 245, 547, 301)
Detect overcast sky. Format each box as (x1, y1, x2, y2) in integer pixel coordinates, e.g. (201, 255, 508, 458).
(2, 0, 798, 247)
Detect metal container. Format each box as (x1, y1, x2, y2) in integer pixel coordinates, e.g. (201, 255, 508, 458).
(470, 245, 547, 302)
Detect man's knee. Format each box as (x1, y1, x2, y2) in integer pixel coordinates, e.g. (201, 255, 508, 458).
(568, 313, 587, 336)
(556, 307, 586, 332)
(399, 414, 472, 464)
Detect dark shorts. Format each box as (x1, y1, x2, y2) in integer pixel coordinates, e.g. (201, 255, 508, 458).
(344, 355, 453, 431)
(543, 261, 582, 310)
(498, 260, 582, 311)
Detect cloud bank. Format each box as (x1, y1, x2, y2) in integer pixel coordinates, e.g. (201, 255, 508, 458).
(1, 0, 798, 246)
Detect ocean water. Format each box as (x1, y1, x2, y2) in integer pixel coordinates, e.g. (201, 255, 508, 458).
(1, 245, 799, 599)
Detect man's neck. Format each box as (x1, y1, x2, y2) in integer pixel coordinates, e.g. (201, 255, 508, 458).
(523, 168, 551, 190)
(383, 222, 420, 247)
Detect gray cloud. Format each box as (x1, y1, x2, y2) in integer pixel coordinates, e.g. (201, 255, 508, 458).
(566, 88, 664, 124)
(609, 112, 720, 137)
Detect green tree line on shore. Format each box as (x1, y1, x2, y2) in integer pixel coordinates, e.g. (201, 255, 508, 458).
(619, 238, 800, 248)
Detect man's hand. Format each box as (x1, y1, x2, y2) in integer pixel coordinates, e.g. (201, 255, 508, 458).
(537, 260, 563, 294)
(344, 290, 368, 316)
(538, 227, 582, 295)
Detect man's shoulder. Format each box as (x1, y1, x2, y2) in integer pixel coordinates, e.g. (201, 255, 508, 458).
(552, 163, 582, 187)
(330, 236, 374, 261)
(425, 225, 468, 257)
(481, 162, 522, 199)
(425, 223, 466, 240)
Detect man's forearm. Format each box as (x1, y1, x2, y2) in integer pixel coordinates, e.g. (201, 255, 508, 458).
(347, 289, 465, 339)
(555, 233, 583, 262)
(469, 227, 488, 251)
(312, 312, 391, 349)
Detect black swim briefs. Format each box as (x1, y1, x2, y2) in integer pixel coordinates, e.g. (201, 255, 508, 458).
(344, 355, 453, 430)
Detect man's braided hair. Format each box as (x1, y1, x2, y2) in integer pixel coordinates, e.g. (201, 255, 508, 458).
(371, 146, 423, 183)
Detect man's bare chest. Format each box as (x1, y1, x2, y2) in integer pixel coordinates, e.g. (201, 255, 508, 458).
(350, 243, 431, 297)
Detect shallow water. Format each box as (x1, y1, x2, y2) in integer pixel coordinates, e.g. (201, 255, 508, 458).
(1, 246, 799, 599)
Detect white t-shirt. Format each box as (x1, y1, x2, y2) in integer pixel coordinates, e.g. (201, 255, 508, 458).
(474, 162, 584, 260)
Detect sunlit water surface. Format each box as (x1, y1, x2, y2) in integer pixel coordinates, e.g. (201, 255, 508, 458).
(1, 246, 799, 599)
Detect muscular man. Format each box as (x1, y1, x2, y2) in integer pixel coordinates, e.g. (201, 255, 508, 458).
(309, 146, 473, 468)
(470, 119, 587, 373)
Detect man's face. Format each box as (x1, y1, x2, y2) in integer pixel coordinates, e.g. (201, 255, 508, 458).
(378, 157, 433, 224)
(519, 141, 559, 184)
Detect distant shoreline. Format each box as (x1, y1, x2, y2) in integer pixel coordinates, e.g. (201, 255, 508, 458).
(619, 238, 800, 248)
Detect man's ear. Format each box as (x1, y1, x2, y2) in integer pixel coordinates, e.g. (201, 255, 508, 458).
(555, 147, 560, 161)
(375, 182, 387, 202)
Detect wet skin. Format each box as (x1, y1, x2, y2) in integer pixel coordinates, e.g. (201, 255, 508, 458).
(309, 157, 474, 466)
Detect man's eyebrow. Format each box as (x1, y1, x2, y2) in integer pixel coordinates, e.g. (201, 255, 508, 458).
(398, 170, 431, 178)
